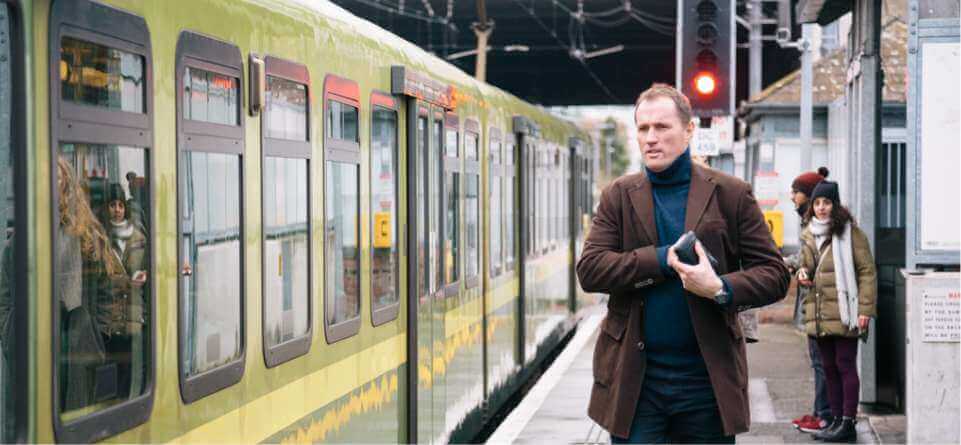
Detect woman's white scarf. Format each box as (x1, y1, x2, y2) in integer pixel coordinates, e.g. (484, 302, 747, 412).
(809, 217, 859, 330)
(110, 219, 134, 256)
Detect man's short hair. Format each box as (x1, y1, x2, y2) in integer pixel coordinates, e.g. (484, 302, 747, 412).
(634, 83, 693, 125)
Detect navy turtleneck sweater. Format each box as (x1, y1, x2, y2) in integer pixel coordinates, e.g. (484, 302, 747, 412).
(643, 149, 710, 382)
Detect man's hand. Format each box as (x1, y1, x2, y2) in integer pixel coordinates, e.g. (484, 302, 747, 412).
(668, 241, 724, 299)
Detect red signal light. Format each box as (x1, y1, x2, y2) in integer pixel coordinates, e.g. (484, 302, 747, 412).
(694, 73, 717, 95)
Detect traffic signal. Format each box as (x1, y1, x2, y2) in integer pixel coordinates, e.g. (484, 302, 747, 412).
(677, 0, 735, 118)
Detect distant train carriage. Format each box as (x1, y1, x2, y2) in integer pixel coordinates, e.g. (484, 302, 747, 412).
(0, 0, 596, 442)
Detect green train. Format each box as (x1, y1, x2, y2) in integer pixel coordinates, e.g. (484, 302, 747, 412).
(0, 0, 599, 442)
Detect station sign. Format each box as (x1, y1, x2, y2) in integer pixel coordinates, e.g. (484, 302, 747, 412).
(391, 66, 455, 109)
(691, 116, 733, 157)
(754, 170, 780, 208)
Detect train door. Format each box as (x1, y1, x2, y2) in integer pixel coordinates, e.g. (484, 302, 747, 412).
(511, 116, 536, 364)
(405, 99, 445, 444)
(394, 66, 454, 444)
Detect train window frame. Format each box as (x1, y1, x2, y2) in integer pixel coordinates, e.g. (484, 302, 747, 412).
(1, 1, 26, 442)
(322, 74, 362, 343)
(488, 127, 503, 279)
(463, 119, 481, 289)
(503, 141, 516, 272)
(442, 112, 461, 298)
(260, 55, 312, 367)
(175, 31, 246, 404)
(369, 91, 400, 326)
(48, 1, 155, 441)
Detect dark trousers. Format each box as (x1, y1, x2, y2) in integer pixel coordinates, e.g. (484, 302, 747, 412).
(816, 336, 860, 418)
(611, 374, 734, 444)
(808, 337, 832, 419)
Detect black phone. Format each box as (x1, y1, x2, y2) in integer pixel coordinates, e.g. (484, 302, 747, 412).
(673, 231, 719, 272)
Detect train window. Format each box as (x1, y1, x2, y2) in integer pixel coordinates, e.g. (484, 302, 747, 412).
(443, 118, 460, 291)
(0, 3, 25, 440)
(262, 57, 311, 367)
(444, 171, 460, 284)
(464, 126, 480, 286)
(57, 145, 151, 413)
(265, 76, 308, 141)
(430, 117, 443, 294)
(504, 142, 516, 271)
(183, 67, 239, 126)
(263, 158, 309, 354)
(489, 134, 502, 278)
(415, 115, 428, 301)
(324, 162, 360, 325)
(323, 74, 361, 342)
(176, 31, 244, 404)
(181, 152, 243, 376)
(370, 93, 399, 325)
(327, 100, 358, 142)
(60, 37, 144, 113)
(50, 1, 155, 440)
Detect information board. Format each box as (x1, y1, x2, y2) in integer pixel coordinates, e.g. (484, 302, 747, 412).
(919, 42, 961, 252)
(922, 286, 961, 343)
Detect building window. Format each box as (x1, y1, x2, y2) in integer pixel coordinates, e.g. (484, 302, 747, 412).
(370, 99, 399, 324)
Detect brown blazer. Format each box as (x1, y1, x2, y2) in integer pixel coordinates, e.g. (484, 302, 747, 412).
(576, 164, 790, 438)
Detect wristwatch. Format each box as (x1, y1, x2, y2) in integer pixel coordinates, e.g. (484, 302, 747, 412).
(713, 285, 731, 306)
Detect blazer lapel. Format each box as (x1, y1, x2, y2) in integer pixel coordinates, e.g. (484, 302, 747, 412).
(684, 165, 717, 232)
(628, 172, 659, 246)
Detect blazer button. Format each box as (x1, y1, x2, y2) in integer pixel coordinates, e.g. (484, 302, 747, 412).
(637, 341, 645, 351)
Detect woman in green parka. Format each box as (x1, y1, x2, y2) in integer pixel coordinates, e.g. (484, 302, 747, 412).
(797, 180, 877, 443)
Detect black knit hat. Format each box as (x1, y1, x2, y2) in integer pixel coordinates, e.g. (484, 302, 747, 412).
(106, 183, 126, 203)
(811, 180, 840, 205)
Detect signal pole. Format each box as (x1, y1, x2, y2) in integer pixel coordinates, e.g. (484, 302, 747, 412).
(473, 0, 494, 82)
(799, 23, 813, 171)
(749, 0, 762, 97)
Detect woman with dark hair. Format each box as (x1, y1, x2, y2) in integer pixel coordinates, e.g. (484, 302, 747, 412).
(101, 183, 148, 397)
(798, 180, 877, 442)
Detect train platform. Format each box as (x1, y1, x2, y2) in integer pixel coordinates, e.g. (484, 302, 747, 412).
(488, 304, 905, 444)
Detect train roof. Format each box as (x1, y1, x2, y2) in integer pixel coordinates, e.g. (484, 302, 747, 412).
(262, 0, 589, 141)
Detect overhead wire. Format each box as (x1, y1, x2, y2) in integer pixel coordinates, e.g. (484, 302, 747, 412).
(344, 0, 451, 26)
(510, 0, 617, 102)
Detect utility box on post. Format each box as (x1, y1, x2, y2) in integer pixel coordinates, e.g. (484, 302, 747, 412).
(676, 0, 735, 117)
(902, 270, 960, 444)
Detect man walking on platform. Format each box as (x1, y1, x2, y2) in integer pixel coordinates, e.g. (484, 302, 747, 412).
(576, 83, 790, 443)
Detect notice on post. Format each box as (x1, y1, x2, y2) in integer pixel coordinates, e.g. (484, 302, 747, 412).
(922, 288, 961, 343)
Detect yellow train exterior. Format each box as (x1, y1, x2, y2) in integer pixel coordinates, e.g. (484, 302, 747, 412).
(0, 0, 597, 442)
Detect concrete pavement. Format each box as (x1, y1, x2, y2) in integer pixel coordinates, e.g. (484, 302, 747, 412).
(488, 310, 895, 444)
